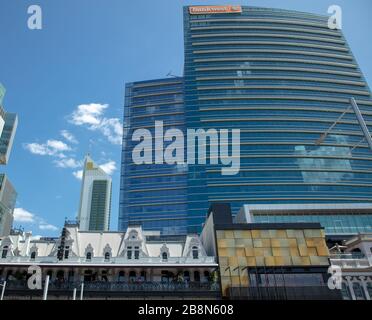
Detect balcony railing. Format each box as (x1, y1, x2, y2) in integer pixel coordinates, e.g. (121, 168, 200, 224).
(330, 253, 371, 269)
(0, 256, 217, 265)
(5, 280, 220, 293)
(330, 253, 366, 259)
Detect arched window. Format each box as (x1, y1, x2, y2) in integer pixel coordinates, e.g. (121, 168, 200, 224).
(56, 270, 64, 281)
(192, 246, 199, 259)
(203, 271, 210, 282)
(341, 282, 352, 300)
(353, 282, 366, 300)
(104, 252, 110, 261)
(162, 252, 168, 261)
(30, 251, 36, 260)
(1, 246, 8, 259)
(184, 271, 190, 282)
(367, 282, 372, 298)
(64, 246, 69, 259)
(194, 271, 200, 282)
(140, 271, 146, 281)
(118, 271, 125, 282)
(134, 246, 140, 260)
(129, 271, 136, 282)
(127, 246, 132, 259)
(86, 252, 92, 260)
(68, 271, 74, 282)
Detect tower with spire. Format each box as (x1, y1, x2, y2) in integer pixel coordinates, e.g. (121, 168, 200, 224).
(77, 155, 112, 231)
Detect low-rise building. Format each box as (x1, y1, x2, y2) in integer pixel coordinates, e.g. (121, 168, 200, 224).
(0, 221, 219, 299)
(201, 204, 342, 300)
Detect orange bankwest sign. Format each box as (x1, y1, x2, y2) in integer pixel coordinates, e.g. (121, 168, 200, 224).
(189, 5, 242, 15)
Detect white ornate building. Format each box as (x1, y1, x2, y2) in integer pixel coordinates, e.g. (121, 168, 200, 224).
(0, 221, 218, 299)
(330, 233, 372, 300)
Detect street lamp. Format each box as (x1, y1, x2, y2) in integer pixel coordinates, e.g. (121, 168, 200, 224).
(0, 281, 6, 301)
(42, 275, 50, 300)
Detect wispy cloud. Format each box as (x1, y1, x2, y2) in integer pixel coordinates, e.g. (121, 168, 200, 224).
(54, 157, 82, 169)
(69, 103, 123, 145)
(99, 160, 117, 175)
(14, 208, 35, 223)
(60, 130, 78, 144)
(24, 139, 71, 158)
(13, 208, 59, 232)
(39, 223, 58, 231)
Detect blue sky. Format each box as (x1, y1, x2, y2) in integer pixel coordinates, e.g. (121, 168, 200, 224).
(0, 0, 371, 237)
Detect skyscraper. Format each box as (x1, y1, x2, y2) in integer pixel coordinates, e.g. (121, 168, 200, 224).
(119, 77, 188, 234)
(0, 174, 17, 237)
(78, 155, 112, 231)
(183, 5, 372, 231)
(0, 83, 17, 236)
(119, 5, 372, 234)
(0, 113, 18, 165)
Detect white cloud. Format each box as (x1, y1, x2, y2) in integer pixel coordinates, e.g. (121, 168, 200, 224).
(99, 161, 116, 175)
(70, 103, 108, 126)
(13, 208, 59, 233)
(46, 140, 71, 152)
(24, 139, 71, 157)
(54, 158, 82, 169)
(24, 143, 51, 156)
(98, 118, 123, 145)
(73, 170, 83, 180)
(39, 223, 58, 231)
(60, 130, 78, 144)
(69, 103, 123, 145)
(13, 208, 35, 223)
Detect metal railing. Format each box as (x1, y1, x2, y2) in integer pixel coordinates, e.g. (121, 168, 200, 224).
(5, 280, 219, 293)
(0, 255, 217, 265)
(330, 253, 367, 259)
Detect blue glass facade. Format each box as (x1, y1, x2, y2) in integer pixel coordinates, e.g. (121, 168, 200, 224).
(183, 6, 372, 232)
(120, 6, 372, 235)
(119, 77, 188, 234)
(253, 213, 372, 236)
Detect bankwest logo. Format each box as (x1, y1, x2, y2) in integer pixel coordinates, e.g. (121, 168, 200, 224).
(189, 5, 242, 15)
